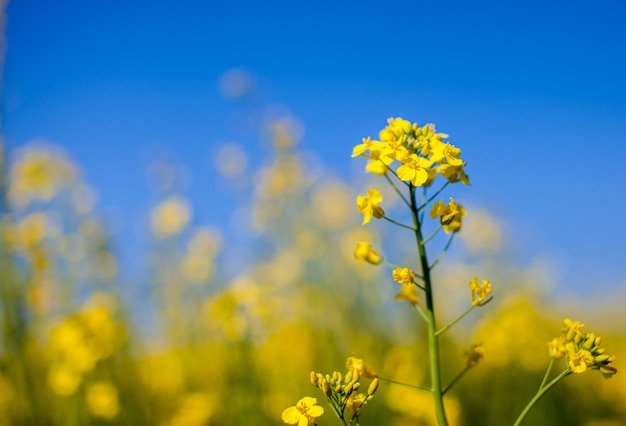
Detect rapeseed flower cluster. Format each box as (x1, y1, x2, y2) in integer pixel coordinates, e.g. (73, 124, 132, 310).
(351, 117, 469, 186)
(296, 357, 378, 425)
(549, 318, 617, 377)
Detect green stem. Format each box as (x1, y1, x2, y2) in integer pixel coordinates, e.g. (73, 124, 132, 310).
(421, 224, 443, 246)
(414, 303, 429, 322)
(538, 358, 555, 391)
(384, 171, 411, 209)
(418, 181, 450, 212)
(442, 365, 471, 395)
(512, 369, 571, 426)
(436, 304, 475, 337)
(377, 376, 431, 392)
(430, 232, 456, 269)
(410, 185, 448, 425)
(382, 216, 415, 231)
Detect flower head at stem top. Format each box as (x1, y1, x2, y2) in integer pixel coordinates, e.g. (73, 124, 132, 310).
(281, 397, 324, 425)
(469, 277, 492, 306)
(430, 197, 466, 233)
(550, 318, 618, 378)
(356, 188, 385, 225)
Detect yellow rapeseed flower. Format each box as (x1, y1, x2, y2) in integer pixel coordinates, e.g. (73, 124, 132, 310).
(396, 154, 432, 187)
(281, 397, 324, 425)
(430, 198, 466, 233)
(392, 267, 416, 285)
(346, 357, 377, 379)
(395, 283, 420, 305)
(356, 188, 385, 225)
(353, 242, 383, 265)
(469, 277, 492, 306)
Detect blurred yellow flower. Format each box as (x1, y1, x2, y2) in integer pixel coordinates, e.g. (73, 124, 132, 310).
(151, 196, 192, 237)
(353, 242, 382, 265)
(168, 393, 215, 426)
(469, 277, 492, 306)
(395, 283, 420, 305)
(85, 381, 120, 419)
(346, 356, 377, 379)
(356, 188, 385, 225)
(392, 267, 416, 286)
(281, 397, 324, 425)
(9, 144, 77, 207)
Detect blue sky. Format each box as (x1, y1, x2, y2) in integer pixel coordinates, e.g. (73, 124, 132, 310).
(3, 0, 626, 294)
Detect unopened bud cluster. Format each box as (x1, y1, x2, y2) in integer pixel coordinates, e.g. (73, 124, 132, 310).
(548, 318, 618, 378)
(309, 357, 379, 422)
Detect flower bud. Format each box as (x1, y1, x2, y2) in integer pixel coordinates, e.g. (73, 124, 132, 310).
(367, 378, 380, 395)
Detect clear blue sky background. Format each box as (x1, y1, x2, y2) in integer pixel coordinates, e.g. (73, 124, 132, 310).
(3, 0, 626, 294)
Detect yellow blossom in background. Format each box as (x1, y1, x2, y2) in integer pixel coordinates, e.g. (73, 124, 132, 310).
(430, 197, 466, 233)
(281, 397, 324, 426)
(8, 144, 77, 207)
(356, 188, 385, 225)
(151, 196, 192, 237)
(47, 364, 82, 396)
(168, 393, 215, 426)
(548, 336, 567, 359)
(469, 277, 492, 306)
(466, 344, 485, 367)
(392, 267, 416, 285)
(346, 356, 377, 379)
(353, 242, 382, 265)
(395, 283, 420, 305)
(85, 381, 120, 419)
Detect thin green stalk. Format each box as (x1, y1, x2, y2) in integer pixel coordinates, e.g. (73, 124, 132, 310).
(421, 224, 443, 246)
(436, 304, 475, 337)
(442, 365, 471, 395)
(513, 369, 571, 426)
(430, 232, 456, 269)
(414, 303, 429, 322)
(538, 358, 555, 390)
(382, 216, 415, 231)
(384, 168, 411, 208)
(410, 185, 448, 425)
(377, 376, 431, 392)
(418, 181, 450, 212)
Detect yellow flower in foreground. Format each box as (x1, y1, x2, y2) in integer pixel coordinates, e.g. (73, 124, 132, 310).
(396, 154, 432, 187)
(356, 188, 385, 225)
(566, 342, 594, 374)
(469, 277, 492, 306)
(353, 242, 383, 265)
(430, 197, 466, 233)
(281, 397, 324, 425)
